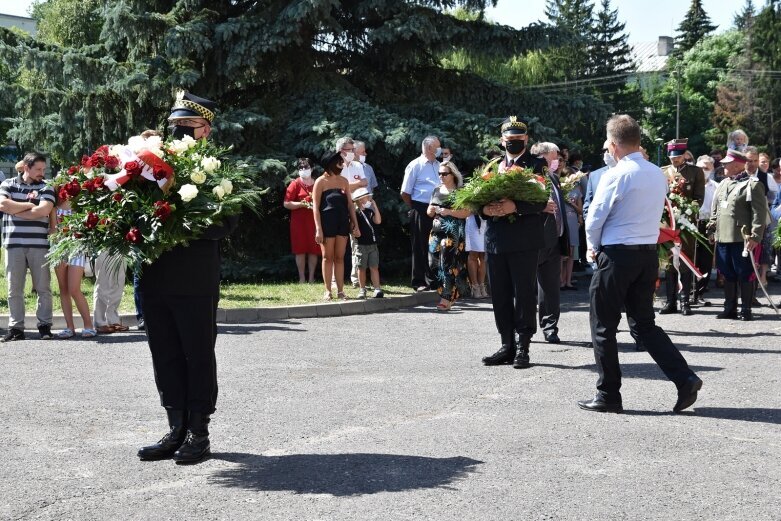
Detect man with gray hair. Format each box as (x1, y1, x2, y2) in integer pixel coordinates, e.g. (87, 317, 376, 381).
(580, 114, 701, 413)
(401, 135, 441, 291)
(335, 136, 368, 193)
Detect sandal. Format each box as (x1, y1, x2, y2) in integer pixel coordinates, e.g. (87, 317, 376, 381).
(336, 291, 349, 301)
(110, 323, 130, 332)
(96, 325, 114, 334)
(56, 328, 75, 339)
(81, 328, 97, 338)
(323, 291, 333, 301)
(436, 299, 452, 311)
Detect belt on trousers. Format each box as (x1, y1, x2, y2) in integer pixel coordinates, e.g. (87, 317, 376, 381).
(601, 244, 657, 251)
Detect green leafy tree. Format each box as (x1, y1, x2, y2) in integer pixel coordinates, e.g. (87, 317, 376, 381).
(675, 0, 717, 55)
(1, 0, 580, 278)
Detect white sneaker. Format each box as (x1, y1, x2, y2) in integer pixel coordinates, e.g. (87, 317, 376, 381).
(357, 288, 367, 299)
(373, 288, 384, 298)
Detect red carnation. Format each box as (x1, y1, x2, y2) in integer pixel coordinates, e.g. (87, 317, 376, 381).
(65, 180, 81, 197)
(98, 217, 111, 226)
(82, 179, 96, 193)
(80, 155, 90, 167)
(73, 232, 83, 238)
(152, 200, 172, 221)
(67, 166, 79, 176)
(112, 192, 123, 202)
(125, 160, 142, 177)
(84, 212, 99, 229)
(93, 176, 105, 189)
(125, 227, 142, 244)
(152, 164, 168, 181)
(95, 145, 109, 157)
(58, 188, 69, 201)
(104, 155, 120, 170)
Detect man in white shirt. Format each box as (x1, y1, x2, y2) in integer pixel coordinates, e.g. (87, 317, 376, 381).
(692, 155, 719, 306)
(580, 114, 701, 414)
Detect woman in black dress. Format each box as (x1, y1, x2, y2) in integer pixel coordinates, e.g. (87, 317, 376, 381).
(313, 151, 360, 300)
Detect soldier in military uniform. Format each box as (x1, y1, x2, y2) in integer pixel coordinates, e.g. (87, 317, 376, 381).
(660, 139, 705, 316)
(481, 116, 547, 369)
(708, 149, 769, 321)
(137, 91, 237, 464)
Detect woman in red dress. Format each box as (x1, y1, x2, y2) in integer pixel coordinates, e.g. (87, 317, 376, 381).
(284, 158, 320, 282)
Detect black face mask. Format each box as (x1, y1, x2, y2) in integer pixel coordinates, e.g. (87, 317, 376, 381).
(505, 140, 526, 155)
(170, 125, 196, 139)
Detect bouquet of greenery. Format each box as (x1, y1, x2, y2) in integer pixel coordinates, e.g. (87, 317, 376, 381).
(451, 159, 550, 217)
(47, 134, 264, 272)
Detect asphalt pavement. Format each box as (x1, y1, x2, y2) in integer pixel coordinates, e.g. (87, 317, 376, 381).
(2, 285, 780, 520)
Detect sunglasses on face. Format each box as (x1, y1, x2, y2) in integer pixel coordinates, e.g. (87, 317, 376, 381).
(438, 171, 452, 176)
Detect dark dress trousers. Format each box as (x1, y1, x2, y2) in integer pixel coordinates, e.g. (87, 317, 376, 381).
(410, 200, 434, 288)
(537, 173, 569, 336)
(140, 217, 237, 414)
(484, 152, 546, 345)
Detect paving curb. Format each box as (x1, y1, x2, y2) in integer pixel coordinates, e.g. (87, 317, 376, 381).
(4, 291, 440, 330)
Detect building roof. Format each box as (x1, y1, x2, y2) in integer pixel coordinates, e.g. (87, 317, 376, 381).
(0, 13, 37, 36)
(632, 41, 669, 73)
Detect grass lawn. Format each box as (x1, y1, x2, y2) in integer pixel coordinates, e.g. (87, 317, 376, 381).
(0, 272, 416, 315)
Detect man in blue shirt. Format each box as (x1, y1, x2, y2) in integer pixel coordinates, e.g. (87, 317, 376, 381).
(580, 115, 701, 414)
(400, 135, 441, 290)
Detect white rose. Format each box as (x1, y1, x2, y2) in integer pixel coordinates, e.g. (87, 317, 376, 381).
(127, 135, 146, 153)
(219, 178, 233, 195)
(190, 170, 207, 184)
(212, 185, 226, 200)
(181, 134, 196, 148)
(170, 140, 189, 155)
(109, 144, 127, 158)
(178, 184, 199, 202)
(201, 156, 221, 173)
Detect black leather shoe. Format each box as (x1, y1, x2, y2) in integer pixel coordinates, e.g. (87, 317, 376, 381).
(544, 332, 561, 344)
(513, 343, 530, 369)
(482, 345, 515, 366)
(577, 396, 623, 413)
(138, 410, 187, 461)
(173, 412, 211, 464)
(739, 310, 753, 321)
(674, 376, 702, 413)
(681, 302, 693, 316)
(659, 302, 677, 314)
(716, 310, 738, 319)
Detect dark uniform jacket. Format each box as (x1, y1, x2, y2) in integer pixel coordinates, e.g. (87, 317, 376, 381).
(542, 172, 570, 255)
(663, 163, 706, 205)
(482, 150, 547, 254)
(140, 216, 239, 297)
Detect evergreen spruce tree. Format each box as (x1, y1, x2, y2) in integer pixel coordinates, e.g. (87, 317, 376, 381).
(734, 0, 756, 30)
(589, 0, 633, 81)
(0, 0, 570, 275)
(544, 0, 594, 80)
(675, 0, 717, 55)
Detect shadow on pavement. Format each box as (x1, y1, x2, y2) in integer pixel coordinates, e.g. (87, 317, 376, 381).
(532, 362, 724, 380)
(665, 329, 780, 338)
(622, 407, 781, 425)
(218, 323, 306, 335)
(209, 452, 483, 496)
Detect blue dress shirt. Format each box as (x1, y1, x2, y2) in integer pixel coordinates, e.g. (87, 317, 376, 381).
(586, 152, 667, 251)
(401, 155, 440, 204)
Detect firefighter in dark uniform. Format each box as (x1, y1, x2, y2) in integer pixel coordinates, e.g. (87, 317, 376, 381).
(481, 116, 547, 369)
(660, 139, 705, 316)
(137, 91, 236, 464)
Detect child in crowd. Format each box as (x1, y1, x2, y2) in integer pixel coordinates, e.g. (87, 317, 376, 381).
(51, 189, 97, 338)
(351, 188, 383, 298)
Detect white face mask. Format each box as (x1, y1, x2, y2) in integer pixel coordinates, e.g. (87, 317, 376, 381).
(359, 154, 366, 163)
(435, 147, 442, 158)
(299, 168, 312, 178)
(343, 151, 355, 163)
(442, 154, 451, 162)
(549, 159, 560, 172)
(603, 151, 617, 168)
(362, 201, 373, 210)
